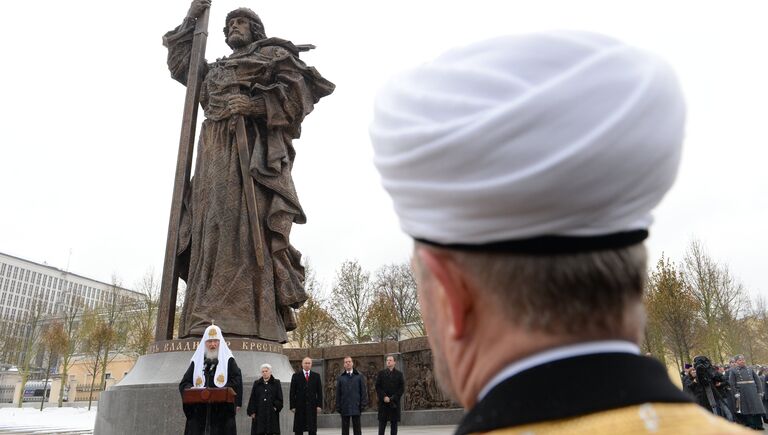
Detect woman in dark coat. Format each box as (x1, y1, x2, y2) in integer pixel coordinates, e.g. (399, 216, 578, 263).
(248, 364, 283, 435)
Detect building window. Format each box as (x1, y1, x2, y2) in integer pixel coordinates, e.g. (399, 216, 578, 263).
(105, 373, 112, 379)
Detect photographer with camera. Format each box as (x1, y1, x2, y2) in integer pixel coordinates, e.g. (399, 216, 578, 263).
(687, 356, 734, 422)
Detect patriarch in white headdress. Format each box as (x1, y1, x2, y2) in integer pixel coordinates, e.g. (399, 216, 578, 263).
(190, 324, 235, 388)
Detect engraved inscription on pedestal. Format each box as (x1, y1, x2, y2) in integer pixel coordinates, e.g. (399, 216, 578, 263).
(149, 338, 283, 354)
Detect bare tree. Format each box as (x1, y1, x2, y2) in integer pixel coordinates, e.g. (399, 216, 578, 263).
(645, 255, 700, 371)
(127, 269, 159, 356)
(742, 297, 768, 363)
(714, 264, 749, 360)
(39, 320, 67, 410)
(373, 263, 424, 337)
(15, 300, 45, 407)
(331, 260, 373, 343)
(56, 297, 83, 407)
(80, 307, 114, 410)
(292, 262, 338, 348)
(681, 239, 747, 363)
(97, 276, 131, 391)
(0, 317, 21, 364)
(365, 292, 400, 342)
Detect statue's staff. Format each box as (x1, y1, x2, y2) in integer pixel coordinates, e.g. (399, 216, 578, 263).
(156, 1, 211, 341)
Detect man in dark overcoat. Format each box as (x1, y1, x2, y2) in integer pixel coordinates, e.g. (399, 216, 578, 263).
(728, 354, 765, 430)
(290, 357, 323, 435)
(375, 355, 405, 435)
(335, 356, 367, 435)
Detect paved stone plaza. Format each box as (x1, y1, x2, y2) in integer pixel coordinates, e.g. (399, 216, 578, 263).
(0, 425, 456, 435)
(317, 426, 456, 435)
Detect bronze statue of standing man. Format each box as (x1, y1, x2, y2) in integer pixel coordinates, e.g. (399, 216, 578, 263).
(163, 0, 334, 342)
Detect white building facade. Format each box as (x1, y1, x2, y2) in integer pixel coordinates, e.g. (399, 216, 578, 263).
(0, 251, 141, 365)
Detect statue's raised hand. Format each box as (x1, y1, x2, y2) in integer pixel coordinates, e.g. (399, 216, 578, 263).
(187, 0, 210, 19)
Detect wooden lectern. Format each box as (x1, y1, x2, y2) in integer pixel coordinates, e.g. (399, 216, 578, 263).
(182, 387, 237, 404)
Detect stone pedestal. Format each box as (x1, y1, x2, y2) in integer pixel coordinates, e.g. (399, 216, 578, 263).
(95, 338, 294, 435)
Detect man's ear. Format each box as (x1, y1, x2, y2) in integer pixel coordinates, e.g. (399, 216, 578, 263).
(417, 248, 474, 340)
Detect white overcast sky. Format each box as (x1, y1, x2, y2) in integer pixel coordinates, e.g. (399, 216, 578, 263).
(0, 1, 766, 300)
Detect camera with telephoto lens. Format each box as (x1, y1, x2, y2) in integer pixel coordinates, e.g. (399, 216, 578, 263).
(693, 355, 718, 387)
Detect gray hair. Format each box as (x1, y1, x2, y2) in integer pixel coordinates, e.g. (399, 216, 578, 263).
(260, 363, 272, 371)
(420, 243, 647, 336)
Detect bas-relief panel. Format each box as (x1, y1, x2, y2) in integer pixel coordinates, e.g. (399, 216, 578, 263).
(401, 349, 456, 410)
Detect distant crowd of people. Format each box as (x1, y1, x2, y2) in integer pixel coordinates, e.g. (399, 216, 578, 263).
(682, 354, 767, 430)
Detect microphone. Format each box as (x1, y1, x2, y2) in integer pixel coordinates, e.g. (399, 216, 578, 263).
(204, 358, 219, 373)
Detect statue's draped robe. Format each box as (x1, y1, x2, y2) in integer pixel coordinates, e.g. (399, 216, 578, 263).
(164, 19, 334, 341)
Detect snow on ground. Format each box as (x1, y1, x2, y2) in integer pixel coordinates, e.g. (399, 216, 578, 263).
(0, 407, 95, 434)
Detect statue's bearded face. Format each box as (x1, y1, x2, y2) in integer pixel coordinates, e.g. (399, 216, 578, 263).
(226, 16, 254, 48)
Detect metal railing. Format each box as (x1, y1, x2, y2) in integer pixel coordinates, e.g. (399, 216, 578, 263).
(74, 383, 103, 402)
(0, 385, 14, 403)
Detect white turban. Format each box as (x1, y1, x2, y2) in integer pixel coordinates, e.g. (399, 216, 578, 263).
(370, 31, 685, 251)
(190, 325, 235, 388)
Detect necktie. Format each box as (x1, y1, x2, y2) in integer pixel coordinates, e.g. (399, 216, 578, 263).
(305, 371, 309, 382)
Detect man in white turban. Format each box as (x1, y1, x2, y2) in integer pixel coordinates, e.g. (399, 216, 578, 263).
(179, 325, 243, 435)
(370, 31, 747, 434)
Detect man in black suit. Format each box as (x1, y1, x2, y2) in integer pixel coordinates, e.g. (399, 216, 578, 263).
(290, 357, 323, 435)
(375, 355, 404, 435)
